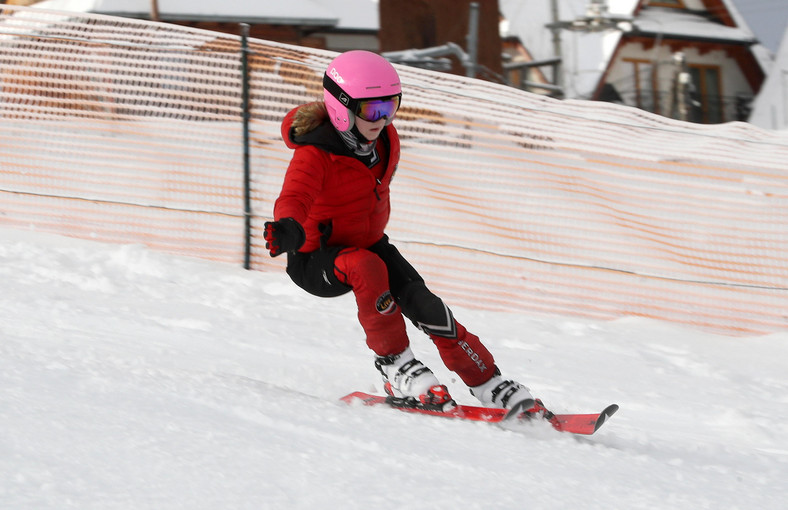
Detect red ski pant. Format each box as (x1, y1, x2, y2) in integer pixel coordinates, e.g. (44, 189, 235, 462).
(333, 246, 494, 387)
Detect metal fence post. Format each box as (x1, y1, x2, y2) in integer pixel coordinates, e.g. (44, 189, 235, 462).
(240, 23, 252, 269)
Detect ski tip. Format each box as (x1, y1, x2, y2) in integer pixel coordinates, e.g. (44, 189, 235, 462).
(593, 404, 619, 433)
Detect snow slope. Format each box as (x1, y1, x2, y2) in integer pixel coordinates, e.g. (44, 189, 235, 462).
(2, 227, 787, 509)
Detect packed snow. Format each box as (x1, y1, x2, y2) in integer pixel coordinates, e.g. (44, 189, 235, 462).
(2, 226, 787, 509)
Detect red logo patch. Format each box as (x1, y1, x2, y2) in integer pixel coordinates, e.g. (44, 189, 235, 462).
(375, 291, 397, 315)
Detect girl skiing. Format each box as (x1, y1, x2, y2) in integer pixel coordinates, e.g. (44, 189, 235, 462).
(265, 50, 544, 414)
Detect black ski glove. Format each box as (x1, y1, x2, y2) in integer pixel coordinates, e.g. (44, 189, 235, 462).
(263, 217, 305, 257)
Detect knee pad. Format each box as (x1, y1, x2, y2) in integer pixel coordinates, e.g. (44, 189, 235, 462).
(397, 282, 457, 338)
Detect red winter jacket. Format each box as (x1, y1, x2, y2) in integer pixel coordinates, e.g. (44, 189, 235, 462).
(276, 103, 400, 252)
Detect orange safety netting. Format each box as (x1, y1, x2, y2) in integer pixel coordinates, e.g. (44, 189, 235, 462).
(2, 5, 787, 334)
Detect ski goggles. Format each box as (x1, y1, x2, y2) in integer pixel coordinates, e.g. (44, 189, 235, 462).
(355, 95, 401, 122)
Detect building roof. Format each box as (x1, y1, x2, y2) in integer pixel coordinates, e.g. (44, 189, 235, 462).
(499, 0, 768, 99)
(32, 0, 372, 27)
(633, 7, 755, 45)
(749, 28, 788, 130)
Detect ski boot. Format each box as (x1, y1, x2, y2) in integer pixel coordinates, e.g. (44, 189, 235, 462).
(375, 347, 456, 412)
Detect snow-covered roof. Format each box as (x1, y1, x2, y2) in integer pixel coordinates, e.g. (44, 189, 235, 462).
(311, 0, 378, 31)
(749, 29, 788, 130)
(32, 0, 379, 29)
(633, 7, 755, 44)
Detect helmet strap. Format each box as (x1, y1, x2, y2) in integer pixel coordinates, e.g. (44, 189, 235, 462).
(337, 126, 377, 158)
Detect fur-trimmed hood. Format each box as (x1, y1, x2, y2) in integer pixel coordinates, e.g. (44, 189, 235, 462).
(281, 102, 349, 155)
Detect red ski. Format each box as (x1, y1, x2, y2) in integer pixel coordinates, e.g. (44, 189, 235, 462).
(340, 391, 618, 435)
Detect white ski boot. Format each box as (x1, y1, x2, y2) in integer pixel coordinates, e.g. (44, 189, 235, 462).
(470, 372, 535, 411)
(374, 347, 455, 411)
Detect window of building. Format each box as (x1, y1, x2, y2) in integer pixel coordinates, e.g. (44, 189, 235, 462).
(688, 65, 723, 123)
(623, 58, 659, 114)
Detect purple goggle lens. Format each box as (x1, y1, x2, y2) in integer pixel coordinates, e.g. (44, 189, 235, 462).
(356, 95, 401, 122)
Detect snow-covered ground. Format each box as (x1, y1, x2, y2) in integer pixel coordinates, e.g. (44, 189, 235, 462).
(2, 226, 787, 509)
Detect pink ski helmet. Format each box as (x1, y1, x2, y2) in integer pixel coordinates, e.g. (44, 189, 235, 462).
(323, 50, 402, 132)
